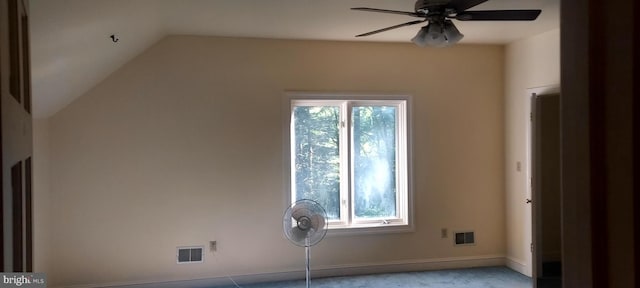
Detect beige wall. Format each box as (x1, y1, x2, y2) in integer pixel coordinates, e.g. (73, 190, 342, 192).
(33, 118, 51, 274)
(504, 29, 560, 276)
(42, 36, 505, 286)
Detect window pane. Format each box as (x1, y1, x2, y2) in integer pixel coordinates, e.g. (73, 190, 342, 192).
(292, 106, 341, 220)
(353, 106, 397, 219)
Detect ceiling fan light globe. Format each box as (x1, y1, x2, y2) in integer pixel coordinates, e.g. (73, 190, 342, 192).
(442, 20, 464, 46)
(426, 22, 443, 38)
(412, 22, 452, 47)
(411, 27, 429, 47)
(426, 35, 447, 47)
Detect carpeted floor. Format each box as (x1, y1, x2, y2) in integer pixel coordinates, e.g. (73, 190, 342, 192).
(218, 266, 531, 288)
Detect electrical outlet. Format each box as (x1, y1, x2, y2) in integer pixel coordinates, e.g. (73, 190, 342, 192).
(441, 228, 448, 238)
(210, 241, 217, 252)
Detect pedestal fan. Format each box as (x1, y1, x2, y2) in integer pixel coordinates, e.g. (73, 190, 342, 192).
(283, 199, 328, 288)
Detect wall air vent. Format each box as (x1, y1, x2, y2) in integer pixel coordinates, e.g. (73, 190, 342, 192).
(177, 246, 204, 264)
(454, 231, 475, 246)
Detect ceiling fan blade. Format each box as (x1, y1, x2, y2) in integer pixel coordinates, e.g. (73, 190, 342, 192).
(447, 0, 489, 12)
(356, 20, 427, 37)
(455, 10, 542, 21)
(351, 7, 421, 17)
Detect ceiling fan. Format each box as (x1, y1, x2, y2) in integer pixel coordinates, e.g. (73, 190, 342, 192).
(352, 0, 542, 47)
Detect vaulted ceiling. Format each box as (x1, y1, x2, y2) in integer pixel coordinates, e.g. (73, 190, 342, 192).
(30, 0, 559, 118)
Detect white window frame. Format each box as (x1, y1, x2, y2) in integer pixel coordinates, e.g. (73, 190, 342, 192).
(284, 92, 414, 235)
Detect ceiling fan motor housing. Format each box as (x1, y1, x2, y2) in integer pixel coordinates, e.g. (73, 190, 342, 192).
(415, 0, 451, 12)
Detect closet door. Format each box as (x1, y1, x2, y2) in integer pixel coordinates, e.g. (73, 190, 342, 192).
(1, 0, 33, 272)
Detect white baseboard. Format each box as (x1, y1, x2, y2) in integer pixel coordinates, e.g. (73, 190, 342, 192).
(505, 256, 529, 276)
(58, 255, 507, 288)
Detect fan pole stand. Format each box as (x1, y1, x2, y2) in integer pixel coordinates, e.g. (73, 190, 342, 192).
(305, 238, 311, 288)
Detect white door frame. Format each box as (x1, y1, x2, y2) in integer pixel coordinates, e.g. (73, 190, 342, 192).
(525, 85, 560, 281)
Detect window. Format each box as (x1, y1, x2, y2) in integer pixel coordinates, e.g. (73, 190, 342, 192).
(287, 93, 412, 232)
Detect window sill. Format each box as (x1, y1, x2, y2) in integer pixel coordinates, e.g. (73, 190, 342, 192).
(325, 222, 414, 237)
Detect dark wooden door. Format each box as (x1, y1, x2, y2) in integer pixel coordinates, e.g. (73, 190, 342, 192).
(0, 0, 33, 272)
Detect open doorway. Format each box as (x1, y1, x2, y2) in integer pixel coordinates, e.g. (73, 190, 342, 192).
(527, 86, 562, 288)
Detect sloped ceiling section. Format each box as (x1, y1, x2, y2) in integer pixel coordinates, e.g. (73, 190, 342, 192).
(30, 0, 165, 118)
(30, 0, 559, 118)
